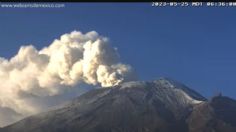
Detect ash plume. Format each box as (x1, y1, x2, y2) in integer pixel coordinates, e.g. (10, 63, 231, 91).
(0, 30, 136, 127)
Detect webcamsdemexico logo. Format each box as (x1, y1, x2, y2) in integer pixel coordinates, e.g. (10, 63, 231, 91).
(0, 3, 65, 8)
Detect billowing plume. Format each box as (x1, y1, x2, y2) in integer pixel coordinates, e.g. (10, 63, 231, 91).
(0, 30, 136, 127)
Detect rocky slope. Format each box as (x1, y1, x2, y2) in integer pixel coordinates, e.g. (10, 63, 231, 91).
(1, 78, 236, 132)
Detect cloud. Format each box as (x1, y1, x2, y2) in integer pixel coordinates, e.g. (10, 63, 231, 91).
(0, 30, 137, 127)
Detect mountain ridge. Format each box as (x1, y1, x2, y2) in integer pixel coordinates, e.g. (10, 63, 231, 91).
(1, 78, 236, 132)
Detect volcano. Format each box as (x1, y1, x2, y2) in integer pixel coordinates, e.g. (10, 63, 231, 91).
(1, 78, 236, 132)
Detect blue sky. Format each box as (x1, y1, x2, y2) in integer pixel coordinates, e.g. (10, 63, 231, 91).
(1, 3, 236, 99)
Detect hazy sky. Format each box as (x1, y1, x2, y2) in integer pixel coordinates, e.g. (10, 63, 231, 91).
(1, 3, 236, 99)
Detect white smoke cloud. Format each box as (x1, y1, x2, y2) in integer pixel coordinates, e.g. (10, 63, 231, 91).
(0, 30, 136, 127)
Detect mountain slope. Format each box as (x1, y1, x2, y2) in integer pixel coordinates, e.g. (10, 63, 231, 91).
(187, 96, 236, 132)
(1, 78, 236, 132)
